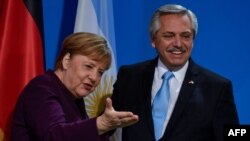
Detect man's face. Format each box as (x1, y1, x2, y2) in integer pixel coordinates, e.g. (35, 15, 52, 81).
(151, 14, 194, 70)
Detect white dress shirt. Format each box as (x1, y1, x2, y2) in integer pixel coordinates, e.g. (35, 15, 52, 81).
(151, 58, 189, 136)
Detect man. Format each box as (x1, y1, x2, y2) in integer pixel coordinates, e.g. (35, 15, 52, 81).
(111, 4, 239, 141)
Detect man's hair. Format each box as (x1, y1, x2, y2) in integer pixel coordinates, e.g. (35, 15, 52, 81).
(149, 4, 198, 39)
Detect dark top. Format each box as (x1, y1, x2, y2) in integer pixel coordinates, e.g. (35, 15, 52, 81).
(11, 70, 108, 141)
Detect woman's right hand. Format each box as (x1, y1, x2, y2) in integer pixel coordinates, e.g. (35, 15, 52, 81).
(96, 98, 139, 135)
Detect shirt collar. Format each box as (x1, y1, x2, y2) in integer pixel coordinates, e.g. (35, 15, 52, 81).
(156, 58, 189, 83)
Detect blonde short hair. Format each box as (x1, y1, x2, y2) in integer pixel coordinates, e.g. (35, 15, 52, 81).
(55, 32, 112, 70)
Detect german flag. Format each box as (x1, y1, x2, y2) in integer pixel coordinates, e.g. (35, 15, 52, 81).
(0, 0, 45, 140)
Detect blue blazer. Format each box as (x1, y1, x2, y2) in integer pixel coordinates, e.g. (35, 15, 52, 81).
(111, 58, 239, 141)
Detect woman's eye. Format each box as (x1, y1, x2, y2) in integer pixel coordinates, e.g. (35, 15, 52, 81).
(98, 70, 104, 77)
(84, 64, 93, 69)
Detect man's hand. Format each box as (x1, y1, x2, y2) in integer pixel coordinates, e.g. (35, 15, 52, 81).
(96, 98, 139, 135)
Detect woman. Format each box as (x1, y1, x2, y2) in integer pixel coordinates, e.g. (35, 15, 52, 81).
(11, 32, 138, 141)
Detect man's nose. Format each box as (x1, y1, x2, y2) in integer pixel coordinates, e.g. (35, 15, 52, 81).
(172, 36, 181, 47)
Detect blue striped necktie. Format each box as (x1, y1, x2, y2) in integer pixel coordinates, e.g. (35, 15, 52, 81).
(152, 71, 173, 140)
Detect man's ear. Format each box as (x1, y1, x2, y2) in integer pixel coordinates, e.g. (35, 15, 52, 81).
(151, 37, 156, 48)
(151, 42, 156, 48)
(151, 40, 156, 48)
(62, 53, 71, 69)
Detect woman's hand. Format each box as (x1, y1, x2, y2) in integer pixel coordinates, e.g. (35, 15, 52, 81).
(96, 98, 139, 135)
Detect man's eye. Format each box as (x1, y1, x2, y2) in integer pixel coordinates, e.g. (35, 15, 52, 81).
(183, 35, 192, 39)
(181, 33, 193, 39)
(163, 34, 173, 38)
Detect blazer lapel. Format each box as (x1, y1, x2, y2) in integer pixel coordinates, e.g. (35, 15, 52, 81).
(141, 58, 158, 138)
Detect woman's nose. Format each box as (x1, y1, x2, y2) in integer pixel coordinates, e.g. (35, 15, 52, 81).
(88, 71, 99, 83)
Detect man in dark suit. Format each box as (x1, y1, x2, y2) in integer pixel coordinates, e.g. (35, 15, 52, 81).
(111, 4, 239, 141)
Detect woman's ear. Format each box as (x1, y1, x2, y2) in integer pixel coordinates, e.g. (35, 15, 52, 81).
(62, 53, 71, 69)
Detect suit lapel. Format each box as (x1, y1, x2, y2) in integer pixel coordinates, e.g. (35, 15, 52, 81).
(141, 58, 157, 137)
(162, 59, 200, 139)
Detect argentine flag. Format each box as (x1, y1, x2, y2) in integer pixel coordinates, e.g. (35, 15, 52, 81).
(74, 0, 121, 140)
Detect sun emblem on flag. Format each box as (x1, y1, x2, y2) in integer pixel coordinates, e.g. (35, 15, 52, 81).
(84, 75, 115, 118)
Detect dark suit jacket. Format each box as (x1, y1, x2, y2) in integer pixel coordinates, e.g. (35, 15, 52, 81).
(11, 70, 108, 141)
(111, 58, 239, 141)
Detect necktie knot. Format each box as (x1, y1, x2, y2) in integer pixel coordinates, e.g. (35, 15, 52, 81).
(162, 71, 173, 81)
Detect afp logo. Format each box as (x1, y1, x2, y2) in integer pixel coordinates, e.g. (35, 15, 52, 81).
(228, 129, 246, 136)
(224, 125, 250, 141)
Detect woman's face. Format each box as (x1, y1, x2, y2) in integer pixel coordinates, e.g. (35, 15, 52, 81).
(61, 54, 106, 98)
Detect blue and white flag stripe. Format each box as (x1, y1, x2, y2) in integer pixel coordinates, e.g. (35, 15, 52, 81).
(74, 0, 121, 141)
(74, 0, 117, 76)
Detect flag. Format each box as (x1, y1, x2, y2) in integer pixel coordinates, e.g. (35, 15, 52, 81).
(74, 0, 120, 140)
(0, 0, 45, 140)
